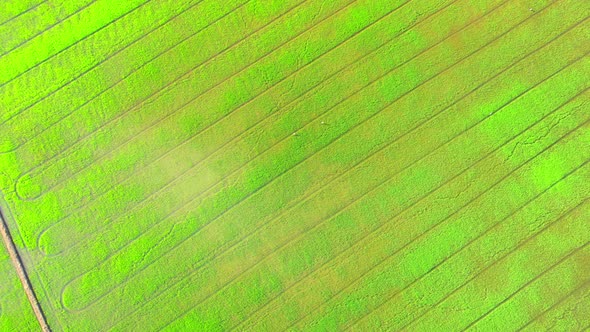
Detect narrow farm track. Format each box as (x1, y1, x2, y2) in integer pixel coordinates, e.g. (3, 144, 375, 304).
(0, 0, 588, 330)
(0, 209, 44, 330)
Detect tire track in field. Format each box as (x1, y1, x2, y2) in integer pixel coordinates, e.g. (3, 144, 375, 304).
(35, 0, 457, 252)
(6, 0, 309, 161)
(3, 1, 588, 330)
(15, 0, 357, 201)
(399, 213, 590, 331)
(60, 1, 580, 312)
(45, 0, 455, 222)
(352, 161, 590, 331)
(462, 241, 590, 331)
(0, 0, 247, 151)
(173, 87, 590, 331)
(35, 0, 444, 249)
(108, 31, 588, 332)
(0, 0, 151, 90)
(469, 263, 590, 330)
(295, 130, 590, 331)
(30, 0, 374, 249)
(60, 0, 524, 260)
(348, 173, 590, 331)
(11, 0, 316, 198)
(232, 86, 590, 332)
(0, 0, 246, 151)
(0, 0, 97, 57)
(58, 0, 528, 310)
(232, 79, 590, 331)
(519, 280, 590, 331)
(20, 0, 430, 210)
(0, 0, 209, 149)
(0, 0, 47, 28)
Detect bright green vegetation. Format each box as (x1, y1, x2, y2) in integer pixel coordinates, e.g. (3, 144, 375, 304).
(0, 0, 588, 330)
(0, 237, 38, 330)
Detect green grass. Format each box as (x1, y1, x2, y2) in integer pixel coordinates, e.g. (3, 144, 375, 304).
(0, 239, 38, 331)
(0, 0, 588, 330)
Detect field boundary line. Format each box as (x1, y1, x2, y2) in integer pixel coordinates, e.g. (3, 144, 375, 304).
(0, 208, 50, 332)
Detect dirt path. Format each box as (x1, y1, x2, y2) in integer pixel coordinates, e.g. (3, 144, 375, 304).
(0, 209, 50, 332)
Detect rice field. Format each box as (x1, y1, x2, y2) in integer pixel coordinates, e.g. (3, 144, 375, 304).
(0, 238, 38, 330)
(0, 0, 588, 330)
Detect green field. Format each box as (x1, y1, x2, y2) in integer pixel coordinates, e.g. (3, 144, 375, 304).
(0, 0, 589, 330)
(0, 238, 38, 330)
